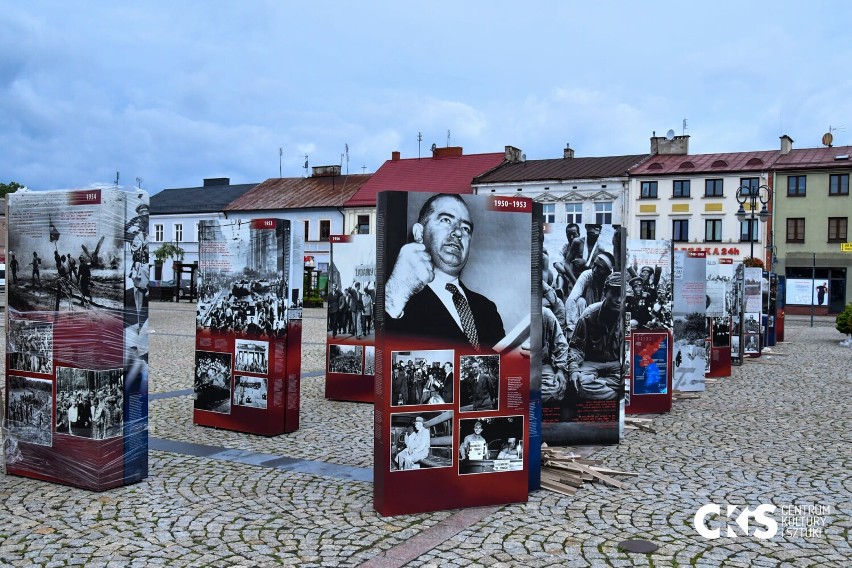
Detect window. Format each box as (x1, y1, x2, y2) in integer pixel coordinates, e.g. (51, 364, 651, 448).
(640, 181, 658, 198)
(786, 218, 805, 243)
(640, 220, 656, 240)
(829, 174, 849, 195)
(828, 217, 848, 242)
(673, 180, 691, 198)
(787, 175, 806, 197)
(174, 224, 183, 242)
(542, 203, 556, 223)
(705, 219, 722, 242)
(740, 177, 760, 195)
(154, 224, 164, 242)
(672, 219, 689, 242)
(357, 215, 370, 234)
(595, 202, 612, 224)
(319, 220, 331, 242)
(303, 220, 310, 241)
(739, 219, 758, 242)
(705, 179, 724, 197)
(565, 203, 583, 225)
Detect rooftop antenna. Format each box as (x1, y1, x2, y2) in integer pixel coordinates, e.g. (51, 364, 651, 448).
(361, 164, 367, 174)
(114, 171, 120, 187)
(447, 129, 451, 147)
(303, 154, 309, 177)
(279, 147, 283, 178)
(135, 176, 143, 189)
(682, 118, 688, 135)
(345, 143, 350, 174)
(417, 132, 423, 159)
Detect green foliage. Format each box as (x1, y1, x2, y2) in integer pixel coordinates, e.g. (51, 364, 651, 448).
(836, 303, 852, 337)
(0, 181, 24, 197)
(153, 242, 185, 263)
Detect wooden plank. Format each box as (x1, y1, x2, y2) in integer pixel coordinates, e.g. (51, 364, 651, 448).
(569, 462, 627, 489)
(541, 479, 577, 496)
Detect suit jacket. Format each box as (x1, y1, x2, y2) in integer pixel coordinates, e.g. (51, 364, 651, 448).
(386, 282, 505, 351)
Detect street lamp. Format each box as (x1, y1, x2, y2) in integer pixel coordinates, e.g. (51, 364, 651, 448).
(735, 184, 771, 262)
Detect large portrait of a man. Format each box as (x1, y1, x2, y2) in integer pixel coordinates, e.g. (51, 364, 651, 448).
(381, 193, 530, 353)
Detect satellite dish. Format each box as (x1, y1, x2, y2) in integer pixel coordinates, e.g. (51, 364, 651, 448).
(666, 129, 675, 141)
(521, 153, 527, 162)
(822, 132, 834, 147)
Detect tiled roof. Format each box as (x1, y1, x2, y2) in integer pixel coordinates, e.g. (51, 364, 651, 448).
(474, 154, 649, 184)
(150, 183, 257, 215)
(226, 174, 371, 211)
(345, 152, 505, 207)
(773, 145, 852, 170)
(629, 150, 780, 176)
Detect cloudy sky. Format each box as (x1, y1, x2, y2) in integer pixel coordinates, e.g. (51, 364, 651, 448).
(3, 1, 851, 193)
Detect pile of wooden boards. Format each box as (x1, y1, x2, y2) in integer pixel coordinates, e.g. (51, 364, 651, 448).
(624, 416, 656, 433)
(540, 446, 638, 497)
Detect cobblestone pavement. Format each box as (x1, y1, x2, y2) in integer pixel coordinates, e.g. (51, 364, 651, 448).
(1, 304, 850, 567)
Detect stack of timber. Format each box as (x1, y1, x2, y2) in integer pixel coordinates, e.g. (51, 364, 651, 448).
(624, 416, 656, 433)
(540, 446, 638, 497)
(672, 389, 701, 401)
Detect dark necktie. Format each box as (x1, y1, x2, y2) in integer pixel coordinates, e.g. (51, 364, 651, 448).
(446, 283, 480, 351)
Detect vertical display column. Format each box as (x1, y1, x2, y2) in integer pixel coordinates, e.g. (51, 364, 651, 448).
(672, 250, 707, 392)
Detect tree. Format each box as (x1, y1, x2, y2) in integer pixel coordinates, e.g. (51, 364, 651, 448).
(0, 181, 24, 197)
(153, 242, 185, 264)
(836, 303, 852, 338)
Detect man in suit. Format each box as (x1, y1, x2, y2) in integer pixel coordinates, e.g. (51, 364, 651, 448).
(385, 194, 505, 351)
(467, 357, 498, 410)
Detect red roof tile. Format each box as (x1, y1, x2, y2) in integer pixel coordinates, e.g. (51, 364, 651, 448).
(474, 154, 648, 183)
(629, 150, 780, 175)
(773, 145, 852, 170)
(344, 151, 505, 207)
(225, 174, 371, 211)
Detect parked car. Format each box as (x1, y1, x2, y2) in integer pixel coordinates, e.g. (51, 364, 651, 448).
(149, 278, 192, 299)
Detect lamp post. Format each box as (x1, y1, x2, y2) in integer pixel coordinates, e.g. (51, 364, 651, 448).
(735, 184, 771, 263)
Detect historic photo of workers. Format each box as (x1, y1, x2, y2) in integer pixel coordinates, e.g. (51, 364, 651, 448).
(7, 189, 126, 313)
(56, 366, 125, 440)
(328, 344, 364, 375)
(194, 351, 233, 414)
(389, 411, 453, 471)
(381, 193, 531, 353)
(391, 349, 454, 406)
(196, 219, 291, 338)
(458, 415, 524, 475)
(233, 376, 268, 409)
(7, 318, 54, 375)
(6, 375, 54, 447)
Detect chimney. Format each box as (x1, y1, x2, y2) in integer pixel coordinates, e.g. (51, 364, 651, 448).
(650, 134, 689, 155)
(432, 146, 463, 159)
(780, 134, 794, 155)
(563, 144, 574, 159)
(391, 151, 401, 161)
(504, 146, 523, 163)
(203, 177, 230, 186)
(311, 165, 342, 177)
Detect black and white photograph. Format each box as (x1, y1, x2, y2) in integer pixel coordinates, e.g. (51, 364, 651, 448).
(364, 346, 375, 376)
(458, 415, 524, 475)
(673, 313, 707, 392)
(459, 354, 499, 412)
(327, 234, 376, 340)
(744, 312, 761, 334)
(56, 366, 125, 440)
(6, 375, 54, 447)
(196, 219, 291, 338)
(233, 376, 268, 409)
(124, 191, 150, 335)
(328, 344, 363, 375)
(235, 339, 269, 375)
(391, 349, 454, 406)
(625, 240, 673, 332)
(194, 351, 233, 414)
(380, 192, 532, 353)
(712, 317, 731, 347)
(389, 410, 453, 471)
(7, 318, 54, 375)
(744, 333, 760, 354)
(7, 189, 127, 313)
(731, 335, 741, 355)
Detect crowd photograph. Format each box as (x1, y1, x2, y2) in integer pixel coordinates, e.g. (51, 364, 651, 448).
(7, 375, 54, 447)
(235, 339, 269, 375)
(390, 349, 454, 406)
(7, 318, 54, 375)
(328, 344, 363, 375)
(327, 235, 376, 340)
(194, 351, 233, 414)
(55, 367, 125, 440)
